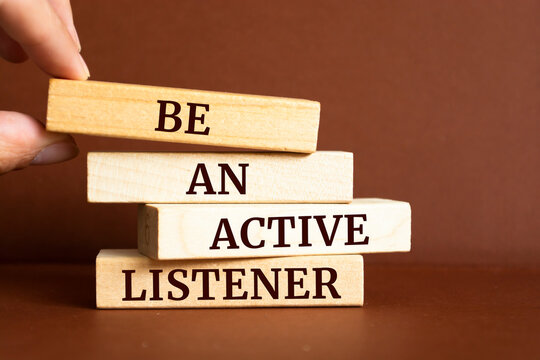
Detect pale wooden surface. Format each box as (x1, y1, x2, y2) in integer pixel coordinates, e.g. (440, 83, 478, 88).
(138, 199, 411, 260)
(87, 151, 353, 203)
(96, 250, 363, 308)
(47, 79, 320, 152)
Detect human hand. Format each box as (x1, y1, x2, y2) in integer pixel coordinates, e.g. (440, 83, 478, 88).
(0, 0, 89, 174)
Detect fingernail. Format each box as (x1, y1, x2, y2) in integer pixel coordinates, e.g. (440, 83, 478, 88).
(31, 141, 79, 166)
(79, 53, 90, 79)
(69, 26, 82, 52)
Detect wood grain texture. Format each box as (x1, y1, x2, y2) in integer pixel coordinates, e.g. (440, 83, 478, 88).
(46, 79, 320, 152)
(96, 250, 363, 308)
(138, 199, 411, 260)
(87, 151, 353, 203)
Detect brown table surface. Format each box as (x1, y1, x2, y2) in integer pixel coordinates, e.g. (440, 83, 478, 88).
(1, 262, 538, 359)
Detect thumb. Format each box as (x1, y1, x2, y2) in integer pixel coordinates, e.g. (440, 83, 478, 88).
(0, 111, 79, 174)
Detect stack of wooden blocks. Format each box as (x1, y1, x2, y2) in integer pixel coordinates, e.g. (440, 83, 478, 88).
(46, 79, 411, 309)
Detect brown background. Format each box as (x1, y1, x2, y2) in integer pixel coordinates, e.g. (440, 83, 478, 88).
(1, 2, 539, 359)
(0, 0, 539, 265)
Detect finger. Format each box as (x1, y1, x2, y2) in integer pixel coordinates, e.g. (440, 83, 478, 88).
(0, 111, 79, 174)
(0, 0, 89, 79)
(0, 27, 27, 62)
(47, 0, 80, 51)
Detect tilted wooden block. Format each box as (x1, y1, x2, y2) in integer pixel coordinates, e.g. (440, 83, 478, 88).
(87, 151, 353, 203)
(96, 250, 363, 308)
(138, 199, 410, 260)
(46, 79, 320, 152)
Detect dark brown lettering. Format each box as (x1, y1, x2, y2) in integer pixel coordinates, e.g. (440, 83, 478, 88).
(223, 269, 248, 300)
(240, 217, 265, 248)
(284, 268, 309, 299)
(314, 215, 343, 246)
(185, 102, 210, 135)
(149, 269, 163, 301)
(313, 267, 341, 299)
(155, 100, 182, 132)
(269, 216, 295, 248)
(168, 269, 189, 301)
(186, 163, 217, 195)
(192, 269, 220, 300)
(344, 214, 369, 245)
(252, 268, 280, 299)
(210, 218, 240, 250)
(218, 163, 248, 194)
(122, 269, 146, 301)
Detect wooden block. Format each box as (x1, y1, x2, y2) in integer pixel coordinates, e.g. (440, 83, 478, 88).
(138, 199, 411, 260)
(88, 151, 353, 203)
(96, 250, 363, 308)
(46, 79, 320, 152)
